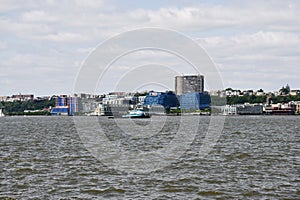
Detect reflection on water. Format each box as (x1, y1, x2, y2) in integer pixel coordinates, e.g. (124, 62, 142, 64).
(0, 116, 299, 199)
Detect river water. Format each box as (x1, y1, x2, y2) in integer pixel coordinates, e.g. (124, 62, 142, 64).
(0, 116, 299, 199)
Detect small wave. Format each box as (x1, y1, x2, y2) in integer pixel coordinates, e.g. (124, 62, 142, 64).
(236, 153, 251, 159)
(231, 131, 242, 135)
(82, 187, 126, 195)
(13, 183, 29, 189)
(242, 191, 260, 197)
(0, 197, 17, 200)
(225, 152, 251, 161)
(205, 179, 226, 184)
(198, 191, 224, 196)
(1, 157, 13, 161)
(15, 167, 35, 173)
(161, 185, 198, 193)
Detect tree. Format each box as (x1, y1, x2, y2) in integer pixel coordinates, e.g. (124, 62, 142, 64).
(286, 84, 291, 93)
(279, 84, 291, 95)
(1, 98, 55, 114)
(257, 89, 264, 92)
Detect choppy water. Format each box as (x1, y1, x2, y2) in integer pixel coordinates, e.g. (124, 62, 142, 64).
(0, 116, 299, 199)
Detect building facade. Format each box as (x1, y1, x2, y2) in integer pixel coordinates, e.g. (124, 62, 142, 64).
(179, 92, 211, 110)
(220, 104, 263, 115)
(143, 91, 180, 110)
(236, 104, 263, 115)
(175, 75, 204, 95)
(51, 95, 80, 115)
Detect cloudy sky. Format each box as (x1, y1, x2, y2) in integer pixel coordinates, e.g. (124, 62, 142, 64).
(0, 0, 299, 96)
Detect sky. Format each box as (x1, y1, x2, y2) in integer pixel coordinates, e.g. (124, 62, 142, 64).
(0, 0, 299, 96)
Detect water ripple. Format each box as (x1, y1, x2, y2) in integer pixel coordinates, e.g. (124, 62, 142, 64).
(0, 116, 299, 199)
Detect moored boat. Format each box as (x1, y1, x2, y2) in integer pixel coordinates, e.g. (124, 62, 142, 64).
(122, 107, 150, 118)
(0, 108, 5, 117)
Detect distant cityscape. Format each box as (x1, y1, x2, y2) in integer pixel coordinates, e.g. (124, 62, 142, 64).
(1, 75, 300, 116)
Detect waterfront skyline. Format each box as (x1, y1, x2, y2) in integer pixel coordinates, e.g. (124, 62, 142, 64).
(0, 0, 299, 96)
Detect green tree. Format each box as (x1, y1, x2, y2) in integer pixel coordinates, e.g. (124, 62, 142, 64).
(280, 84, 291, 95)
(1, 98, 55, 114)
(257, 89, 264, 92)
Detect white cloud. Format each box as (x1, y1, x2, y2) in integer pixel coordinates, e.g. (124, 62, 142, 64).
(196, 30, 300, 90)
(0, 18, 52, 36)
(0, 0, 38, 12)
(38, 32, 89, 43)
(204, 32, 299, 54)
(76, 47, 95, 54)
(74, 0, 106, 10)
(2, 53, 71, 69)
(0, 41, 6, 49)
(1, 0, 300, 95)
(2, 1, 299, 43)
(198, 31, 300, 62)
(21, 10, 58, 23)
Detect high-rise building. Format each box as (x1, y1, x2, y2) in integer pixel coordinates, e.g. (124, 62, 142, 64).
(175, 75, 204, 95)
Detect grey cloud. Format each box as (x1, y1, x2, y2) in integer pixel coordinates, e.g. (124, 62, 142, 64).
(0, 0, 300, 95)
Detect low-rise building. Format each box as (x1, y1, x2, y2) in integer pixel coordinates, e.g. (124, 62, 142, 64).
(264, 103, 296, 115)
(255, 91, 265, 96)
(290, 90, 300, 96)
(0, 96, 9, 102)
(51, 95, 81, 116)
(11, 94, 34, 101)
(1, 94, 34, 102)
(143, 91, 179, 111)
(50, 106, 69, 115)
(220, 104, 263, 115)
(221, 105, 237, 115)
(236, 104, 263, 115)
(295, 102, 300, 114)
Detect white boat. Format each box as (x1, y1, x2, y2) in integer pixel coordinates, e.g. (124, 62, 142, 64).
(122, 107, 150, 118)
(0, 108, 5, 117)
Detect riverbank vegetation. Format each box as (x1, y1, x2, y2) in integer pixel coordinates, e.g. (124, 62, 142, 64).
(226, 94, 300, 105)
(0, 98, 55, 115)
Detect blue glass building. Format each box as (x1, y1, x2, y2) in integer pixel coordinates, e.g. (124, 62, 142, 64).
(143, 91, 180, 110)
(68, 97, 79, 116)
(51, 96, 80, 116)
(56, 96, 67, 107)
(180, 92, 211, 110)
(50, 107, 69, 115)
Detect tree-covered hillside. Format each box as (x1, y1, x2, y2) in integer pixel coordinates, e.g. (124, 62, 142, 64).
(0, 98, 55, 114)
